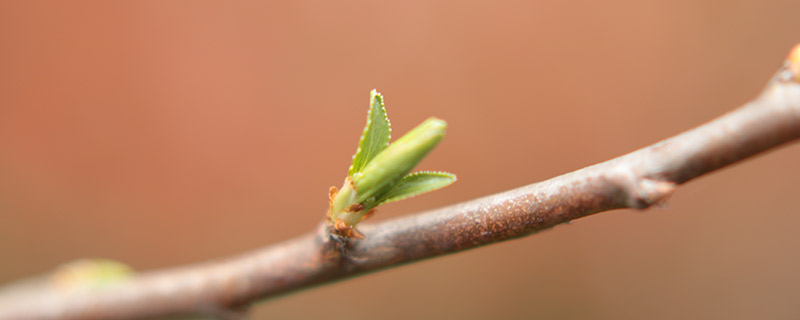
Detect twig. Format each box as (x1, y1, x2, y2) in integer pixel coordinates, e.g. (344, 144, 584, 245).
(1, 47, 799, 320)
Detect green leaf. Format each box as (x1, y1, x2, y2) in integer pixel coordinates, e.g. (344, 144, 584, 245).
(349, 89, 391, 176)
(375, 171, 456, 205)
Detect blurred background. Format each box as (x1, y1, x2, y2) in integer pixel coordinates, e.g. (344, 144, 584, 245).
(1, 1, 799, 319)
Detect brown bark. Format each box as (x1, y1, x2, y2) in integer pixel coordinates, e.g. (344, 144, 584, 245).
(1, 48, 799, 320)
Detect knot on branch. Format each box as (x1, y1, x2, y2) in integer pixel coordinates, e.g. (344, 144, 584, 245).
(612, 168, 677, 209)
(626, 177, 677, 209)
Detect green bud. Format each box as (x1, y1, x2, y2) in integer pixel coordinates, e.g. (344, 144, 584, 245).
(353, 117, 447, 203)
(328, 91, 455, 237)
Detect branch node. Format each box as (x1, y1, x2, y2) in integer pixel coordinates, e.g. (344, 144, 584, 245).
(614, 168, 677, 209)
(628, 178, 677, 209)
(320, 224, 366, 271)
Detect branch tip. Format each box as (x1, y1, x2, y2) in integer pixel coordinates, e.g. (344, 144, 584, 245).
(789, 44, 800, 75)
(790, 44, 800, 82)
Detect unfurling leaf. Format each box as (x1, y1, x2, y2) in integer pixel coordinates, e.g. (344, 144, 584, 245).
(353, 117, 448, 204)
(348, 89, 391, 176)
(376, 171, 456, 205)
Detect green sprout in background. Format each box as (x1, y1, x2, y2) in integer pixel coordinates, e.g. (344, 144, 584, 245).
(51, 259, 133, 292)
(327, 90, 456, 238)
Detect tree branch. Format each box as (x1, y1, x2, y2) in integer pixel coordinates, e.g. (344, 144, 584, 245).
(2, 48, 799, 320)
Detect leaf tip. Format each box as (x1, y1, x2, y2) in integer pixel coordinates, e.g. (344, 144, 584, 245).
(370, 89, 384, 105)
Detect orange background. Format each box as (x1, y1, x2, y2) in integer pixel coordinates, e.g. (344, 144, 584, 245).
(1, 1, 800, 319)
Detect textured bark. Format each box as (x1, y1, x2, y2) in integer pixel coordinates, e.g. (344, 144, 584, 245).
(1, 50, 799, 320)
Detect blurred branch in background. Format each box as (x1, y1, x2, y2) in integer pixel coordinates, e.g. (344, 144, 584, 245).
(0, 46, 799, 320)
